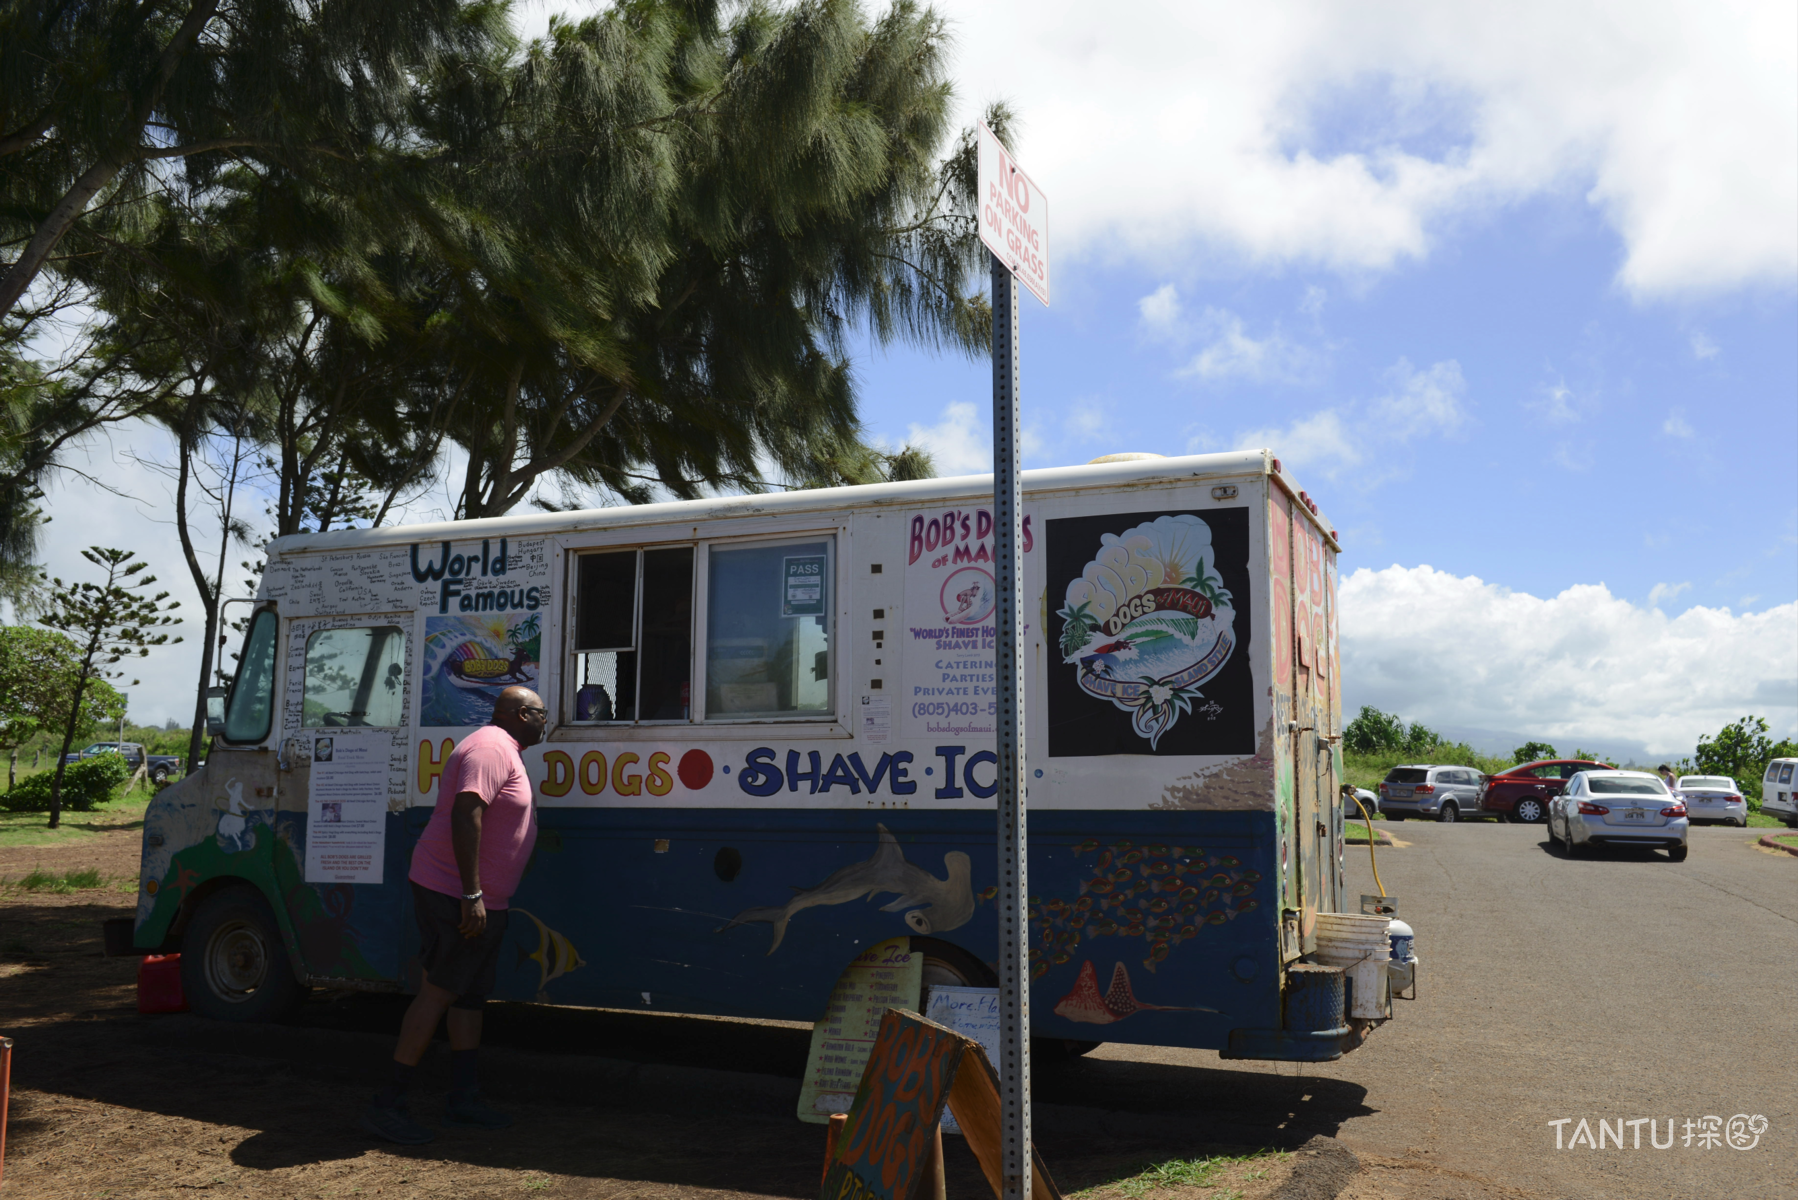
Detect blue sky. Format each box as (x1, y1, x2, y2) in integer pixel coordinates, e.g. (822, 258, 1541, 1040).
(29, 1, 1796, 759)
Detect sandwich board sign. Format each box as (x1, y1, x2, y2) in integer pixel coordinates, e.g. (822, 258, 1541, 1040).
(976, 121, 1050, 307)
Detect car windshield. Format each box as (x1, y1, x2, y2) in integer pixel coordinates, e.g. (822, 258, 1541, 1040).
(1677, 776, 1734, 791)
(1385, 768, 1428, 784)
(1589, 777, 1669, 796)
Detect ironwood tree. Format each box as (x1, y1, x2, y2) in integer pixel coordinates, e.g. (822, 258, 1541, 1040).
(36, 548, 182, 827)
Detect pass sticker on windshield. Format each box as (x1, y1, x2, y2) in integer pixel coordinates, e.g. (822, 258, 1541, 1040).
(782, 554, 826, 616)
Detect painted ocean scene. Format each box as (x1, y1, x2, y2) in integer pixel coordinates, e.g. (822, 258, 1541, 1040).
(420, 613, 541, 727)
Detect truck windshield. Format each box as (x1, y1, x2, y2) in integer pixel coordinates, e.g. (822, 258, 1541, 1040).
(223, 609, 279, 743)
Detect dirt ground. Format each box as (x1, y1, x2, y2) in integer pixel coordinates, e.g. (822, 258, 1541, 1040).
(0, 829, 1535, 1200)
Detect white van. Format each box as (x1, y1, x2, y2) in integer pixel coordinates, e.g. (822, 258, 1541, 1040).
(1761, 758, 1798, 826)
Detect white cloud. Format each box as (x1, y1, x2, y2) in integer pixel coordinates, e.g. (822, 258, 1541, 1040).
(1647, 581, 1691, 606)
(1530, 378, 1580, 425)
(1136, 290, 1318, 384)
(1662, 409, 1695, 438)
(1689, 331, 1720, 359)
(946, 1, 1796, 298)
(1234, 357, 1467, 483)
(1136, 283, 1182, 333)
(1298, 285, 1328, 318)
(1341, 565, 1798, 756)
(900, 401, 1046, 475)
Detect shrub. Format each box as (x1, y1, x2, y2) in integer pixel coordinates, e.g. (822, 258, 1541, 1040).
(0, 753, 131, 813)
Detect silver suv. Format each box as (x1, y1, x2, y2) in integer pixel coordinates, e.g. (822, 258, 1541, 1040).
(1378, 765, 1489, 823)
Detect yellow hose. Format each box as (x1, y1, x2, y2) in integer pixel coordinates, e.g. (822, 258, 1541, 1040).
(1350, 793, 1387, 898)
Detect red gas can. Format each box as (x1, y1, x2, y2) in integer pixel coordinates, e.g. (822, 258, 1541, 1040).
(136, 954, 188, 1014)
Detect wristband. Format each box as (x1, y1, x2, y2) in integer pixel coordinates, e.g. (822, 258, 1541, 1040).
(462, 890, 483, 902)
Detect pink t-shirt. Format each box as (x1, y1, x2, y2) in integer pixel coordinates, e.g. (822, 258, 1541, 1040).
(408, 724, 537, 909)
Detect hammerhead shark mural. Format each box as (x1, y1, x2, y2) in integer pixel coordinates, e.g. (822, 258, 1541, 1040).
(716, 825, 974, 954)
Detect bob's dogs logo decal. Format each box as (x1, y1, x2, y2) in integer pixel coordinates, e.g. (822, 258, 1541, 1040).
(1047, 509, 1254, 758)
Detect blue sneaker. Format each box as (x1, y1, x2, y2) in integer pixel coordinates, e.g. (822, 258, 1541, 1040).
(360, 1101, 435, 1145)
(445, 1089, 514, 1130)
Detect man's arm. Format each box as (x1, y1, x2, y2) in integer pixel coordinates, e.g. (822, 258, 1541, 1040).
(450, 790, 487, 937)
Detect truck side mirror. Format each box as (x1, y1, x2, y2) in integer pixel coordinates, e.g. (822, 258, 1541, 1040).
(205, 686, 228, 737)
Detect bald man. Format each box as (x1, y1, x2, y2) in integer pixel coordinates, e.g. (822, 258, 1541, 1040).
(363, 686, 547, 1144)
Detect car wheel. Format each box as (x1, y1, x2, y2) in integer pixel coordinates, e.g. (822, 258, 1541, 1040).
(1547, 813, 1561, 845)
(1667, 844, 1689, 862)
(1564, 828, 1584, 857)
(180, 886, 302, 1022)
(1437, 802, 1458, 823)
(1514, 797, 1545, 824)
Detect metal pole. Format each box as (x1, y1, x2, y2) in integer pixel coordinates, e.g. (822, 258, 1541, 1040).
(990, 251, 1031, 1200)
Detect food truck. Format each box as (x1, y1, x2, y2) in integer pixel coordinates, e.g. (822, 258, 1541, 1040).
(132, 449, 1391, 1061)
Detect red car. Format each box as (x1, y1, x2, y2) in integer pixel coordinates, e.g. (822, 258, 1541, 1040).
(1482, 759, 1613, 823)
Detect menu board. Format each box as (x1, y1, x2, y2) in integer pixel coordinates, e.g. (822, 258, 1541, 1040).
(923, 985, 1000, 1136)
(796, 937, 923, 1123)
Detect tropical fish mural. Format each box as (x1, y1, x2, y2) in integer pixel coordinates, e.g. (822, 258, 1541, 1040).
(996, 838, 1262, 978)
(716, 825, 974, 953)
(1056, 514, 1237, 749)
(510, 908, 585, 1001)
(1052, 960, 1221, 1025)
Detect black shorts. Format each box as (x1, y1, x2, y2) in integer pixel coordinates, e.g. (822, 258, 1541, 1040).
(411, 883, 509, 1010)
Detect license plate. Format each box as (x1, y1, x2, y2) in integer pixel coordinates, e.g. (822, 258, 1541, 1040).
(1625, 808, 1646, 821)
(1393, 789, 1412, 798)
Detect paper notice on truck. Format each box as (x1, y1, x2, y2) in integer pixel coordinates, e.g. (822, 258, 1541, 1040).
(305, 734, 387, 883)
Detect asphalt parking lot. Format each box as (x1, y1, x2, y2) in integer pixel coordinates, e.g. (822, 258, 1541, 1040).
(1082, 821, 1797, 1199)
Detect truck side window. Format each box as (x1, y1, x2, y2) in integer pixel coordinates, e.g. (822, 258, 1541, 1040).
(572, 547, 693, 723)
(222, 608, 279, 744)
(706, 538, 833, 719)
(303, 626, 406, 728)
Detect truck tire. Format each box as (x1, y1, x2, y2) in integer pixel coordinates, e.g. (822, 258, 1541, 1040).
(150, 765, 170, 786)
(181, 885, 302, 1022)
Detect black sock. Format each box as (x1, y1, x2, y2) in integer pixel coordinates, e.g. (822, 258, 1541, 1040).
(450, 1049, 479, 1096)
(374, 1060, 414, 1108)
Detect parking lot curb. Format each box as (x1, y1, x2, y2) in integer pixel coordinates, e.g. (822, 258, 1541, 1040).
(1344, 830, 1392, 846)
(1757, 834, 1798, 857)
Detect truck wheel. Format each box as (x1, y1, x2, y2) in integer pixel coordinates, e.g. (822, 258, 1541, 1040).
(1514, 797, 1544, 824)
(150, 765, 170, 786)
(181, 885, 302, 1022)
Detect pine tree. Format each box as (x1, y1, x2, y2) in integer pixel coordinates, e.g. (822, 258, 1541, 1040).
(37, 549, 182, 827)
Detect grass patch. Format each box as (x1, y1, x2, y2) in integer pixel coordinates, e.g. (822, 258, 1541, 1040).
(0, 794, 147, 849)
(1345, 820, 1377, 841)
(1746, 811, 1787, 829)
(8, 866, 109, 893)
(1072, 1150, 1287, 1198)
(1772, 833, 1798, 848)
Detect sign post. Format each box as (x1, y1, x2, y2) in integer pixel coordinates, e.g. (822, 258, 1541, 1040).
(976, 120, 1048, 1200)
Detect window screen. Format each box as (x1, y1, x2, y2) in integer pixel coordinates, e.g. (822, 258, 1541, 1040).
(303, 626, 406, 727)
(571, 547, 693, 722)
(706, 538, 833, 719)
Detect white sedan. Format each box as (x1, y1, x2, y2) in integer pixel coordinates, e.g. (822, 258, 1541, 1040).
(1549, 770, 1689, 861)
(1677, 775, 1748, 827)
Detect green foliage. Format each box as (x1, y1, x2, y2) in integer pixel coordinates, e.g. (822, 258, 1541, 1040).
(1512, 740, 1558, 764)
(9, 865, 105, 892)
(1343, 706, 1439, 757)
(1694, 716, 1798, 813)
(1, 752, 128, 812)
(1073, 1150, 1284, 1199)
(35, 548, 182, 825)
(0, 625, 116, 750)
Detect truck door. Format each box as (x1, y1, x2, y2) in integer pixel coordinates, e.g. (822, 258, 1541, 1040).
(277, 618, 412, 984)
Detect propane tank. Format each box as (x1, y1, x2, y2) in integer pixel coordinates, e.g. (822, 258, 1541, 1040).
(1387, 918, 1415, 963)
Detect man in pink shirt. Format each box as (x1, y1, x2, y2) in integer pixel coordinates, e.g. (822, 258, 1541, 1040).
(362, 685, 545, 1145)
